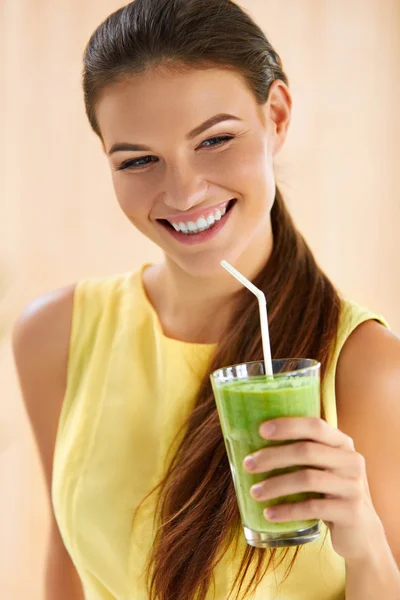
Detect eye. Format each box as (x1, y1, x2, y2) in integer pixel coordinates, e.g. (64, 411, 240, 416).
(117, 155, 158, 171)
(116, 135, 235, 171)
(199, 135, 235, 149)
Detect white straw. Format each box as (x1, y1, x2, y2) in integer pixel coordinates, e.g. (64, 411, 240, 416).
(221, 260, 273, 376)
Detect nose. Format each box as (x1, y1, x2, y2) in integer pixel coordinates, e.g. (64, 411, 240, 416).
(162, 164, 208, 212)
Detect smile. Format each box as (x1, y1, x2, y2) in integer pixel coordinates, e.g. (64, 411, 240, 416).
(157, 199, 237, 245)
(169, 204, 228, 235)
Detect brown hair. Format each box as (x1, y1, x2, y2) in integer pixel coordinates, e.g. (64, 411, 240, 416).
(82, 1, 341, 598)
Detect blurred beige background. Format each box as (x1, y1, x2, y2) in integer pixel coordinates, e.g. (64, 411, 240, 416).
(1, 0, 400, 597)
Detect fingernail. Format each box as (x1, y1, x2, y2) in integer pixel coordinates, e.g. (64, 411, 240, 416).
(264, 508, 277, 519)
(243, 456, 256, 471)
(260, 422, 276, 437)
(250, 484, 263, 498)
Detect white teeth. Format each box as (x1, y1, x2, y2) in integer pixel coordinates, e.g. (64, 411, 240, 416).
(169, 201, 233, 234)
(206, 214, 215, 226)
(196, 217, 208, 231)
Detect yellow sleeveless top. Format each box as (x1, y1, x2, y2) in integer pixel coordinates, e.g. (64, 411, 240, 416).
(52, 264, 389, 600)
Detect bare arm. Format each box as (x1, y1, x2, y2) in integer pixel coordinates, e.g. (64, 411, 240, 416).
(12, 286, 85, 600)
(336, 321, 400, 598)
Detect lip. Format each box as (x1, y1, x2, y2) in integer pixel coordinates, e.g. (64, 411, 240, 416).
(157, 199, 236, 246)
(156, 199, 232, 225)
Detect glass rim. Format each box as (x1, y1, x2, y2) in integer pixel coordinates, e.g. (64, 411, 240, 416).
(210, 358, 321, 380)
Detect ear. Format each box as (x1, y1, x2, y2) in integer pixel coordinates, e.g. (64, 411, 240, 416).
(264, 79, 292, 156)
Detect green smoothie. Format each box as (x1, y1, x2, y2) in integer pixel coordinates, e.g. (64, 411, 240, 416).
(213, 375, 320, 534)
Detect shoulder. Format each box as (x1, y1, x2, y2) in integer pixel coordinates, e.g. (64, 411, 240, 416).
(12, 285, 77, 438)
(336, 319, 400, 412)
(12, 285, 77, 491)
(12, 285, 76, 384)
(335, 319, 400, 449)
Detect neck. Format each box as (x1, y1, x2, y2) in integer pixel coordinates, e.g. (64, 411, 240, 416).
(143, 220, 273, 344)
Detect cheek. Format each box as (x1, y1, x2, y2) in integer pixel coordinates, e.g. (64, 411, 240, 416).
(227, 141, 275, 200)
(112, 174, 153, 219)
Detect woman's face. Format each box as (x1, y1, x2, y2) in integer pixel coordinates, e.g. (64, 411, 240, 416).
(96, 66, 291, 276)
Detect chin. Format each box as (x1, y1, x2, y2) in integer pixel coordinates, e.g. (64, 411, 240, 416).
(167, 245, 248, 280)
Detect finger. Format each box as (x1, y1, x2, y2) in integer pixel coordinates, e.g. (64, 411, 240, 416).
(243, 441, 365, 480)
(263, 497, 355, 527)
(250, 468, 357, 502)
(259, 417, 355, 451)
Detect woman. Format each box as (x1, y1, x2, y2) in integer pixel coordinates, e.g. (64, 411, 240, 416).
(13, 0, 400, 599)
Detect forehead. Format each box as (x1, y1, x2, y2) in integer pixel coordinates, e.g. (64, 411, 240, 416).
(95, 66, 258, 145)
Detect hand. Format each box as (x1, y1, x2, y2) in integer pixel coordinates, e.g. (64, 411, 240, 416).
(243, 417, 386, 561)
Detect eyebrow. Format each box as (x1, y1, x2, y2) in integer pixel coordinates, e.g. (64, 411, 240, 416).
(107, 113, 242, 156)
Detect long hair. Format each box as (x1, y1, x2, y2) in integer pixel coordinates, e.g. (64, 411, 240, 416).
(82, 1, 341, 598)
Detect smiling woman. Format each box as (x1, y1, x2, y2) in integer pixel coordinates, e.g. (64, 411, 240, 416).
(94, 63, 280, 280)
(11, 1, 400, 600)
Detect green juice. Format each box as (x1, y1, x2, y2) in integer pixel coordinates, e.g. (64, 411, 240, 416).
(214, 375, 320, 535)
